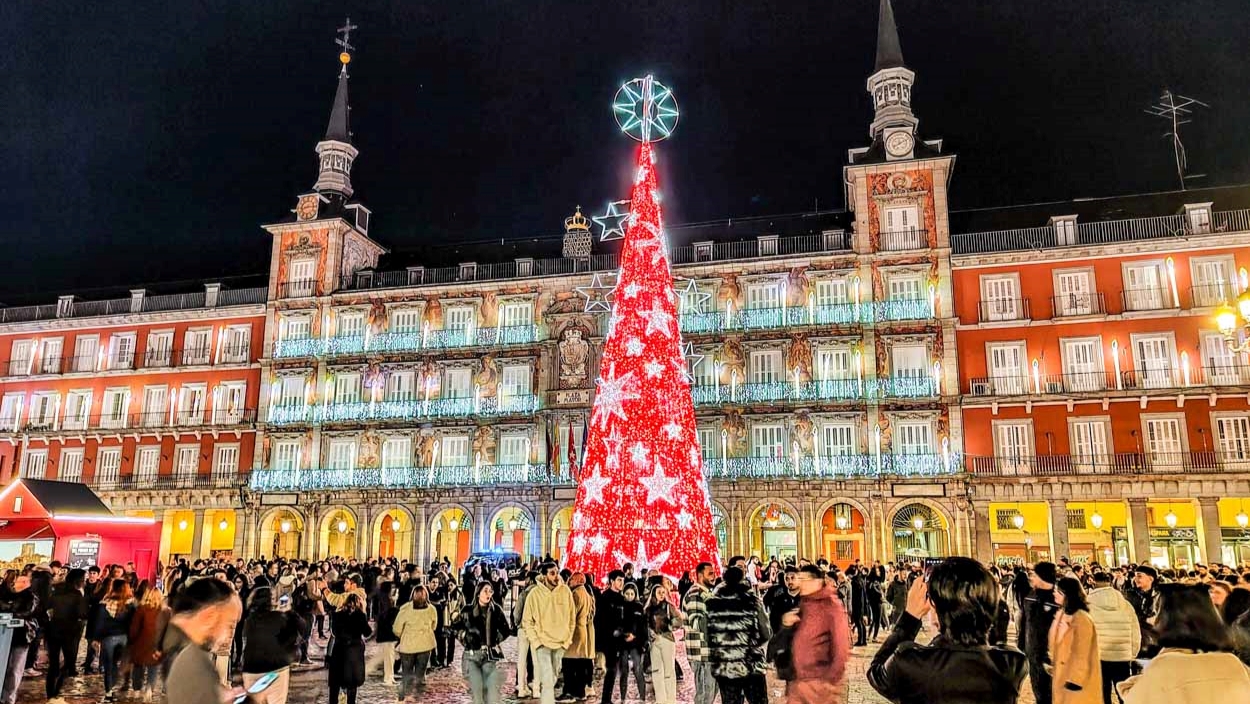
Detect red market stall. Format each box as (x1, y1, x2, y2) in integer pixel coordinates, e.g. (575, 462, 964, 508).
(0, 478, 161, 581)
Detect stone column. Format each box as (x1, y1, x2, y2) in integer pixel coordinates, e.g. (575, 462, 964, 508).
(190, 508, 207, 559)
(1126, 498, 1151, 564)
(1048, 499, 1070, 560)
(233, 506, 251, 557)
(1197, 497, 1223, 565)
(535, 501, 549, 562)
(415, 503, 428, 568)
(972, 500, 993, 564)
(357, 502, 374, 560)
(157, 509, 176, 564)
(305, 505, 321, 561)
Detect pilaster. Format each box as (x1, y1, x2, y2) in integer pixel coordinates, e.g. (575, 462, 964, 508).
(1126, 498, 1151, 564)
(1197, 497, 1223, 565)
(1048, 499, 1070, 560)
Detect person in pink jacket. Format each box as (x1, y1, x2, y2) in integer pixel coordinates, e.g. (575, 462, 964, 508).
(782, 564, 851, 704)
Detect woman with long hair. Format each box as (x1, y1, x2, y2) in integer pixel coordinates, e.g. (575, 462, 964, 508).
(1221, 588, 1250, 665)
(645, 581, 684, 704)
(452, 582, 512, 704)
(1048, 577, 1101, 704)
(1119, 583, 1250, 703)
(93, 578, 136, 700)
(327, 592, 372, 704)
(128, 585, 169, 702)
(242, 586, 304, 704)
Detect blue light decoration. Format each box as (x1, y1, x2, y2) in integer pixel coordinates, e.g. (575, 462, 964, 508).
(272, 325, 542, 359)
(265, 394, 541, 426)
(689, 376, 936, 406)
(593, 200, 631, 243)
(701, 453, 959, 480)
(613, 76, 679, 143)
(678, 299, 932, 335)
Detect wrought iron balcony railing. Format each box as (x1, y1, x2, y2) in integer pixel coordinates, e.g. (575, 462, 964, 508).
(272, 325, 543, 359)
(1121, 287, 1177, 312)
(702, 453, 959, 479)
(0, 409, 257, 435)
(91, 473, 243, 491)
(967, 451, 1245, 477)
(248, 464, 560, 491)
(879, 228, 930, 252)
(951, 208, 1250, 255)
(968, 365, 1250, 397)
(978, 298, 1031, 323)
(265, 395, 541, 426)
(1050, 293, 1106, 317)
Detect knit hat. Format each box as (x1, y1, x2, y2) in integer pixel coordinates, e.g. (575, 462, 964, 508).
(1135, 564, 1158, 580)
(1032, 561, 1058, 584)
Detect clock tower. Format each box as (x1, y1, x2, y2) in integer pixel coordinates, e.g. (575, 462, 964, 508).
(865, 0, 918, 161)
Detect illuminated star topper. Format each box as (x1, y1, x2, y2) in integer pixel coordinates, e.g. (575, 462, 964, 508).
(593, 200, 631, 242)
(613, 75, 679, 143)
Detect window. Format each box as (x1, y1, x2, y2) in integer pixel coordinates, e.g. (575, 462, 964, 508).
(382, 438, 411, 469)
(987, 342, 1027, 394)
(334, 373, 361, 404)
(1061, 338, 1104, 392)
(692, 351, 716, 387)
(282, 316, 311, 341)
(289, 258, 316, 296)
(1191, 256, 1235, 307)
(337, 312, 365, 339)
(698, 427, 717, 458)
(1217, 416, 1250, 460)
(679, 286, 711, 315)
(746, 282, 781, 310)
(100, 388, 129, 429)
(73, 335, 98, 372)
(389, 308, 422, 333)
(501, 365, 532, 399)
(1069, 419, 1110, 467)
(8, 340, 33, 376)
(387, 371, 416, 402)
(820, 424, 856, 456)
(96, 448, 121, 483)
(1144, 417, 1185, 463)
(29, 392, 58, 430)
(174, 446, 199, 477)
(22, 449, 48, 479)
(749, 350, 783, 384)
(888, 275, 923, 301)
(815, 347, 852, 381)
(445, 306, 475, 333)
(814, 279, 849, 306)
(1187, 206, 1212, 233)
(40, 338, 63, 375)
(64, 390, 91, 430)
(279, 376, 305, 406)
(183, 329, 211, 365)
(499, 301, 533, 328)
(273, 440, 301, 471)
(1054, 218, 1077, 245)
(891, 344, 928, 378)
(1202, 333, 1243, 385)
(443, 368, 472, 398)
(994, 421, 1033, 461)
(1131, 334, 1176, 389)
(221, 326, 250, 363)
(981, 276, 1021, 321)
(140, 386, 167, 427)
(1123, 262, 1169, 311)
(178, 384, 207, 425)
(145, 332, 173, 367)
(441, 435, 470, 466)
(60, 449, 85, 482)
(1054, 270, 1096, 316)
(996, 509, 1020, 531)
(108, 333, 136, 370)
(499, 433, 530, 465)
(213, 445, 240, 478)
(327, 440, 357, 470)
(215, 382, 246, 424)
(0, 394, 22, 430)
(135, 446, 160, 483)
(1066, 508, 1087, 531)
(882, 205, 922, 249)
(751, 424, 785, 458)
(895, 422, 933, 454)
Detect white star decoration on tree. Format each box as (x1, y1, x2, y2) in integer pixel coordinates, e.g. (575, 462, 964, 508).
(638, 463, 680, 505)
(572, 535, 588, 554)
(573, 510, 588, 530)
(663, 421, 682, 440)
(589, 533, 609, 554)
(675, 509, 694, 530)
(637, 300, 673, 338)
(601, 427, 623, 471)
(613, 539, 671, 573)
(628, 442, 649, 468)
(623, 282, 642, 299)
(592, 364, 640, 429)
(644, 360, 664, 378)
(625, 337, 644, 356)
(580, 467, 611, 506)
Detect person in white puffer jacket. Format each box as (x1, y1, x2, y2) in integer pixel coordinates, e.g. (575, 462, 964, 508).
(1087, 571, 1141, 704)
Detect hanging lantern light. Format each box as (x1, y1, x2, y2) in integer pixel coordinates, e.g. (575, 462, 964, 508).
(835, 514, 849, 531)
(390, 516, 401, 532)
(337, 517, 349, 534)
(218, 519, 229, 531)
(280, 519, 292, 534)
(508, 518, 519, 532)
(178, 519, 188, 531)
(1090, 511, 1104, 529)
(1164, 509, 1178, 529)
(1012, 512, 1026, 530)
(1237, 511, 1249, 529)
(912, 514, 925, 531)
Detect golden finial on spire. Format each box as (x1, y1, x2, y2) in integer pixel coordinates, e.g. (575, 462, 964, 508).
(565, 205, 591, 232)
(336, 17, 358, 66)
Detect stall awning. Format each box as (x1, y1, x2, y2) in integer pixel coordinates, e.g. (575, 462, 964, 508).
(0, 520, 54, 541)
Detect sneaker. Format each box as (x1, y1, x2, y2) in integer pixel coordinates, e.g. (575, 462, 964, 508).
(517, 689, 532, 698)
(556, 695, 577, 703)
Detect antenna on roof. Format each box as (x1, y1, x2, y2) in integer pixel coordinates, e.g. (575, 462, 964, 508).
(1144, 89, 1208, 191)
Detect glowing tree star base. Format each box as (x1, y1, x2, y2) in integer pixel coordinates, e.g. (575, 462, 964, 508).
(564, 76, 720, 581)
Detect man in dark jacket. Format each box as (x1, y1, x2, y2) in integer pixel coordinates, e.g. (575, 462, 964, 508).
(706, 567, 771, 704)
(46, 568, 89, 702)
(240, 586, 304, 702)
(885, 571, 908, 627)
(763, 566, 800, 636)
(290, 572, 317, 664)
(868, 557, 1027, 704)
(1126, 564, 1161, 657)
(595, 570, 627, 704)
(1019, 561, 1059, 704)
(846, 566, 869, 646)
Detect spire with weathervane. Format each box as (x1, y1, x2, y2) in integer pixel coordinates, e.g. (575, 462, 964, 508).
(314, 18, 359, 199)
(866, 0, 918, 155)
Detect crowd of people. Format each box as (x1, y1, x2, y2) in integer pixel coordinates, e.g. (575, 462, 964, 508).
(0, 553, 1247, 704)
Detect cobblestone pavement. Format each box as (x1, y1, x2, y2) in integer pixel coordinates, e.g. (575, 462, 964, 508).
(22, 628, 1036, 704)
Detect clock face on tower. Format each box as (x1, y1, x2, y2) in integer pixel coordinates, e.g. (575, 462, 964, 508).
(296, 195, 319, 221)
(885, 131, 914, 158)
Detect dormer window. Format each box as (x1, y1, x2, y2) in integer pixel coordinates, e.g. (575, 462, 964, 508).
(1049, 215, 1078, 246)
(1184, 203, 1213, 234)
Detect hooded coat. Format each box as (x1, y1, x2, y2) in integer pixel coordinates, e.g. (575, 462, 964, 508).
(705, 581, 771, 679)
(1086, 586, 1141, 662)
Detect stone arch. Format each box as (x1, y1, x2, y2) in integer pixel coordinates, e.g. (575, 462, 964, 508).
(887, 500, 952, 561)
(429, 504, 474, 571)
(486, 503, 536, 559)
(710, 502, 729, 562)
(746, 498, 802, 562)
(549, 505, 575, 562)
(257, 506, 306, 560)
(371, 505, 417, 562)
(318, 505, 360, 560)
(815, 497, 872, 567)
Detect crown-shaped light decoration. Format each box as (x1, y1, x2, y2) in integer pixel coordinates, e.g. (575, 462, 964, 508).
(565, 206, 591, 232)
(563, 205, 594, 258)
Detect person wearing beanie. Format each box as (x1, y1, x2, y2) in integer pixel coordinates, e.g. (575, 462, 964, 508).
(1020, 562, 1060, 704)
(1128, 565, 1162, 658)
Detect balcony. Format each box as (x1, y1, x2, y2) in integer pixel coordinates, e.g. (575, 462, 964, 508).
(248, 464, 558, 491)
(0, 409, 257, 435)
(265, 394, 541, 426)
(272, 325, 543, 359)
(1121, 287, 1176, 313)
(951, 208, 1250, 255)
(692, 379, 863, 406)
(968, 365, 1250, 397)
(967, 451, 1245, 477)
(281, 280, 318, 299)
(1050, 293, 1106, 317)
(1189, 283, 1238, 308)
(978, 298, 1031, 323)
(879, 228, 929, 252)
(91, 473, 242, 491)
(703, 452, 959, 479)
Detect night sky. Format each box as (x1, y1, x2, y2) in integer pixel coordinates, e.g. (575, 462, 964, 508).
(4, 0, 1249, 299)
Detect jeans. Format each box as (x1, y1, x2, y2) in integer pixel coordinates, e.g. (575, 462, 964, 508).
(868, 602, 883, 640)
(398, 650, 432, 699)
(1030, 659, 1053, 704)
(133, 663, 161, 693)
(650, 638, 677, 704)
(297, 613, 315, 661)
(1101, 660, 1132, 704)
(716, 673, 768, 704)
(691, 660, 717, 704)
(462, 649, 502, 704)
(243, 668, 290, 704)
(617, 648, 646, 702)
(0, 644, 28, 704)
(46, 632, 81, 699)
(515, 629, 533, 694)
(100, 634, 128, 692)
(600, 649, 621, 704)
(533, 645, 565, 704)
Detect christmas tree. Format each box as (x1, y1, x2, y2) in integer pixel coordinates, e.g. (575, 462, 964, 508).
(564, 78, 721, 580)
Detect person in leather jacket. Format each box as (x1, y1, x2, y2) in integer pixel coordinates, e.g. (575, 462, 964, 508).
(452, 583, 513, 704)
(0, 568, 40, 704)
(868, 557, 1028, 704)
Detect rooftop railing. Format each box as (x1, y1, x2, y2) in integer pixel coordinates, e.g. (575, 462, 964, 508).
(951, 208, 1250, 255)
(0, 287, 266, 324)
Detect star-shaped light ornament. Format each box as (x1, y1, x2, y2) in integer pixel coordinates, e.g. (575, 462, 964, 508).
(613, 539, 671, 574)
(580, 467, 612, 506)
(628, 442, 649, 468)
(601, 427, 624, 470)
(680, 343, 704, 383)
(637, 300, 674, 338)
(632, 222, 668, 265)
(576, 273, 617, 313)
(644, 360, 665, 379)
(593, 200, 631, 242)
(625, 337, 644, 356)
(589, 533, 609, 554)
(572, 535, 588, 554)
(663, 421, 682, 440)
(622, 282, 642, 299)
(638, 463, 680, 506)
(591, 364, 640, 429)
(676, 279, 711, 315)
(675, 509, 694, 530)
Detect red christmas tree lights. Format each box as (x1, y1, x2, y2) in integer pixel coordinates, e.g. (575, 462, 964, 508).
(563, 139, 721, 580)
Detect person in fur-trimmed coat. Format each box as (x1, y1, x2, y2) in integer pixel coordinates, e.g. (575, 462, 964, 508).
(706, 567, 772, 704)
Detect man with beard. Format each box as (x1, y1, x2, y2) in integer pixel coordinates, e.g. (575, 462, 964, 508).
(763, 566, 801, 636)
(682, 562, 719, 704)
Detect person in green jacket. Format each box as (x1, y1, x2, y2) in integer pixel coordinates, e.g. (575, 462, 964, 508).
(392, 585, 438, 702)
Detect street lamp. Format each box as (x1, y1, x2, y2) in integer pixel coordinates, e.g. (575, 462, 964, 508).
(1090, 501, 1104, 530)
(912, 515, 925, 531)
(280, 519, 292, 534)
(508, 518, 519, 532)
(1238, 499, 1249, 529)
(1164, 504, 1178, 529)
(1216, 290, 1250, 352)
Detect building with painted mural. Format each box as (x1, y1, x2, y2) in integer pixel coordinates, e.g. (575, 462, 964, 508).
(4, 0, 1249, 571)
